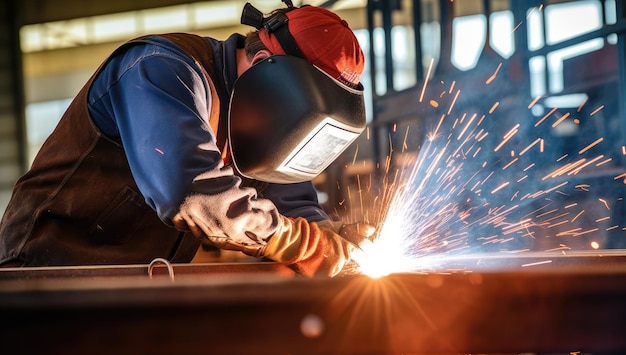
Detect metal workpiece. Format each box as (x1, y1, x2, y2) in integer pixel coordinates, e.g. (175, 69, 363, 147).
(0, 260, 295, 281)
(1, 259, 626, 354)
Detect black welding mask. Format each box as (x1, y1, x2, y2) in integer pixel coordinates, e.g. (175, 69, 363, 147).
(228, 2, 366, 183)
(228, 55, 366, 183)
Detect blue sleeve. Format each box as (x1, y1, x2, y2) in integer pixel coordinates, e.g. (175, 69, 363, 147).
(261, 182, 330, 223)
(89, 52, 222, 223)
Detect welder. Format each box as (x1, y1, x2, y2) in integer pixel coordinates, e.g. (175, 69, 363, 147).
(0, 1, 374, 276)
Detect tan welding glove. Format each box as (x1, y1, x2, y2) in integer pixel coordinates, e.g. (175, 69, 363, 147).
(248, 216, 376, 277)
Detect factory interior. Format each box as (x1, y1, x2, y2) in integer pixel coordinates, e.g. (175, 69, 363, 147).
(1, 0, 626, 353)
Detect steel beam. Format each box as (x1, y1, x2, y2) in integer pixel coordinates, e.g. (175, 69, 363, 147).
(1, 261, 625, 354)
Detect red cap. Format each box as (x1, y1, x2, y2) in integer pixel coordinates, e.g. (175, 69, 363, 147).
(259, 6, 364, 87)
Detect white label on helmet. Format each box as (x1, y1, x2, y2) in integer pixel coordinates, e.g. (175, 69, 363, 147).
(278, 117, 362, 176)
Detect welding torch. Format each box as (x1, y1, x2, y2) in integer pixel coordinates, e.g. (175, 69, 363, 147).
(335, 221, 377, 250)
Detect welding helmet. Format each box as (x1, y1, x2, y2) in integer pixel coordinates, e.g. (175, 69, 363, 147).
(228, 2, 366, 183)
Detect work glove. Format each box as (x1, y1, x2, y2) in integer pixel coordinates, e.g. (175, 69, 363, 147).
(251, 216, 376, 277)
(174, 192, 375, 276)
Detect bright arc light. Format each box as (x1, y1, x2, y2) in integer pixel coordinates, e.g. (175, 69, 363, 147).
(352, 214, 421, 278)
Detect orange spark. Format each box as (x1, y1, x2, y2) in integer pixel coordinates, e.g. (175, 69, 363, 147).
(536, 208, 558, 218)
(352, 145, 359, 165)
(599, 198, 610, 210)
(528, 95, 541, 109)
(543, 181, 568, 194)
(575, 184, 590, 191)
(472, 147, 482, 158)
(433, 113, 446, 137)
(491, 182, 510, 194)
(476, 130, 489, 142)
(402, 126, 410, 152)
(519, 138, 541, 156)
(477, 114, 486, 126)
(481, 171, 494, 184)
(596, 158, 613, 166)
(589, 105, 604, 116)
(489, 101, 500, 114)
(535, 107, 557, 127)
(543, 159, 586, 179)
(571, 155, 604, 175)
(457, 113, 477, 140)
(522, 260, 552, 267)
(571, 210, 585, 222)
(447, 89, 461, 115)
(574, 228, 599, 237)
(577, 97, 588, 112)
(556, 228, 582, 236)
(614, 171, 626, 181)
(544, 213, 571, 223)
(485, 63, 502, 84)
(578, 137, 603, 154)
(494, 124, 520, 152)
(549, 219, 572, 228)
(545, 245, 571, 252)
(502, 158, 518, 170)
(526, 6, 539, 19)
(551, 112, 571, 128)
(419, 58, 434, 102)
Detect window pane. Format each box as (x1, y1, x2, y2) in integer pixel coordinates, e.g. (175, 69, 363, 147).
(490, 11, 514, 59)
(193, 2, 240, 29)
(142, 5, 190, 33)
(92, 12, 137, 43)
(545, 1, 602, 45)
(452, 14, 485, 70)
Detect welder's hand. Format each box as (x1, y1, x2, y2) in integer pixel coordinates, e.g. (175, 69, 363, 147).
(173, 185, 376, 276)
(248, 217, 376, 277)
(172, 190, 280, 254)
